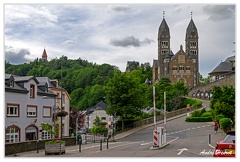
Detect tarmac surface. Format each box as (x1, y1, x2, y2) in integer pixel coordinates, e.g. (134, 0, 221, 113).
(5, 110, 227, 157)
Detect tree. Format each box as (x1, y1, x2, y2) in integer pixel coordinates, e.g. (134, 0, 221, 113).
(210, 86, 235, 124)
(105, 70, 145, 130)
(155, 78, 189, 111)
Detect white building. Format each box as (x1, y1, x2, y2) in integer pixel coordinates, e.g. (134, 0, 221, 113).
(5, 74, 70, 143)
(85, 101, 113, 130)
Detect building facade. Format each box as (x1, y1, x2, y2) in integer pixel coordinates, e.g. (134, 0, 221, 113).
(208, 56, 235, 83)
(153, 13, 199, 89)
(85, 101, 113, 130)
(5, 74, 70, 143)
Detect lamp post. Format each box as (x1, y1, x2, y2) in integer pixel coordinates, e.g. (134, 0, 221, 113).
(60, 87, 63, 139)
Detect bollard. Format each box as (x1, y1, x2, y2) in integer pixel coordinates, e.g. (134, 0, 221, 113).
(79, 139, 81, 153)
(100, 139, 102, 151)
(208, 134, 211, 144)
(106, 137, 109, 149)
(36, 140, 39, 153)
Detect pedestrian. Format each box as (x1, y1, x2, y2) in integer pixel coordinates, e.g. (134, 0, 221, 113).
(214, 121, 219, 133)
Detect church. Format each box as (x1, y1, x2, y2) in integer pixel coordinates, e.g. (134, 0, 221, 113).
(153, 12, 199, 89)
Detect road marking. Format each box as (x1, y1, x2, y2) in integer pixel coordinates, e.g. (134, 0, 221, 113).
(167, 124, 211, 135)
(141, 142, 151, 146)
(177, 148, 188, 155)
(82, 141, 142, 157)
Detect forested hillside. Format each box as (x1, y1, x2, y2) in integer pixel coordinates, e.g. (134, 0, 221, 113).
(5, 56, 152, 110)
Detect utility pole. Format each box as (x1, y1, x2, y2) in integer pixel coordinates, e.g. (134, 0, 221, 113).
(60, 61, 63, 139)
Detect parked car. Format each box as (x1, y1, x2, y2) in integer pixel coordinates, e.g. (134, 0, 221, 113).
(213, 131, 235, 157)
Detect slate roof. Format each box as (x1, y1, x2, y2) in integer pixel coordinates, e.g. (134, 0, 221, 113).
(209, 56, 235, 74)
(158, 18, 170, 39)
(185, 18, 198, 40)
(86, 100, 108, 115)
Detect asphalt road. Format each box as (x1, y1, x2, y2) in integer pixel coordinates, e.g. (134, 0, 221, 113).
(7, 100, 226, 157)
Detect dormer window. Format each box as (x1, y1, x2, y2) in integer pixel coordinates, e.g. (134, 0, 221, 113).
(10, 80, 14, 87)
(45, 84, 48, 92)
(30, 84, 35, 98)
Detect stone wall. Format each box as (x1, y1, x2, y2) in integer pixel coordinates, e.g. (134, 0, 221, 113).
(188, 73, 235, 99)
(5, 137, 76, 156)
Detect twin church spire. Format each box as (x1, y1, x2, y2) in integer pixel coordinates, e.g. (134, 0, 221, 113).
(156, 11, 199, 87)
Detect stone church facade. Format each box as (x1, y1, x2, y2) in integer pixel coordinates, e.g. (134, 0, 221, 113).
(153, 13, 199, 89)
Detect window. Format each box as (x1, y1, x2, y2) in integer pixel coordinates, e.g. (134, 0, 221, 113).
(6, 126, 20, 143)
(161, 50, 169, 55)
(161, 41, 169, 48)
(190, 50, 197, 55)
(43, 106, 51, 117)
(62, 93, 65, 104)
(41, 130, 51, 140)
(10, 80, 14, 87)
(179, 66, 184, 70)
(30, 84, 35, 98)
(101, 117, 106, 120)
(27, 105, 37, 117)
(56, 93, 60, 103)
(186, 66, 191, 70)
(190, 41, 197, 48)
(7, 104, 19, 117)
(172, 66, 178, 70)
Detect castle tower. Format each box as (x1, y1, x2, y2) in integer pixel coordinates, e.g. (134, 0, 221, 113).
(158, 11, 171, 80)
(42, 48, 48, 62)
(185, 12, 199, 86)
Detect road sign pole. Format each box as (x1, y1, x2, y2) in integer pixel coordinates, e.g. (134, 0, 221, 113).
(153, 86, 156, 130)
(163, 91, 167, 144)
(152, 86, 159, 149)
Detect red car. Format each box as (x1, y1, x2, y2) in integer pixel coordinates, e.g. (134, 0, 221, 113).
(213, 130, 235, 157)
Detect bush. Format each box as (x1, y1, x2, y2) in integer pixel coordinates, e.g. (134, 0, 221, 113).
(191, 110, 202, 117)
(185, 116, 213, 122)
(201, 108, 206, 114)
(215, 114, 224, 122)
(193, 100, 202, 107)
(201, 111, 212, 117)
(219, 118, 232, 132)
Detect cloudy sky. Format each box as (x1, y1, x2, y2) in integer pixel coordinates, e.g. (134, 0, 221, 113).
(3, 1, 236, 77)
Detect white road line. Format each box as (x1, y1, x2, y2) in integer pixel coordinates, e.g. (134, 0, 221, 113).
(82, 141, 141, 157)
(141, 142, 152, 146)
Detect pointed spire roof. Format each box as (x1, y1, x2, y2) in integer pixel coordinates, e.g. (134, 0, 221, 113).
(158, 11, 170, 39)
(42, 48, 47, 58)
(185, 12, 198, 40)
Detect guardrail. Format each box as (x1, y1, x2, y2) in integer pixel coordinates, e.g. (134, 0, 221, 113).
(116, 105, 201, 133)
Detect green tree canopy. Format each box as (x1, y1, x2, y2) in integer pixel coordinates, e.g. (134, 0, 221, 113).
(210, 86, 235, 123)
(105, 70, 146, 130)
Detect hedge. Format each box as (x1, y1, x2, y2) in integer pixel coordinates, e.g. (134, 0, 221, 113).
(185, 116, 213, 122)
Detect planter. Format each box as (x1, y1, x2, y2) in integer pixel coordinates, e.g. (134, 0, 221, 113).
(45, 143, 65, 155)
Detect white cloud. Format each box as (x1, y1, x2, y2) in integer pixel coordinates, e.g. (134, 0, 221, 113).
(4, 3, 236, 77)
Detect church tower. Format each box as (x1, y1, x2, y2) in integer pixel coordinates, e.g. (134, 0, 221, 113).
(42, 48, 48, 62)
(158, 11, 171, 80)
(185, 12, 199, 86)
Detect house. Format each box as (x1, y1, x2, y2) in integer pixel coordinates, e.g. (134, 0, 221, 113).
(5, 74, 70, 143)
(36, 77, 71, 138)
(85, 101, 113, 130)
(208, 56, 235, 82)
